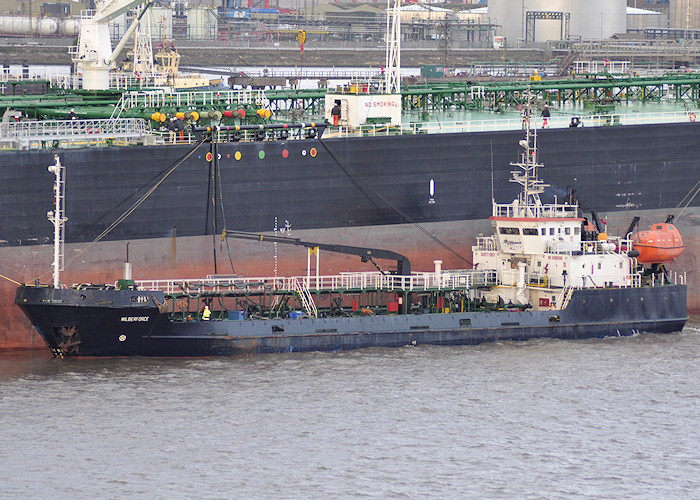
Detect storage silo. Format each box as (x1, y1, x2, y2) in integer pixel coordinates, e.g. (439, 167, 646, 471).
(488, 0, 626, 44)
(187, 6, 217, 41)
(669, 0, 700, 31)
(628, 7, 667, 32)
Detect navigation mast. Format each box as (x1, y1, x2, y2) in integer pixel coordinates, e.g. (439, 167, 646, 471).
(509, 96, 549, 215)
(47, 156, 67, 288)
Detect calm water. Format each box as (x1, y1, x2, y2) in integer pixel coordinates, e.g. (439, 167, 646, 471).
(1, 319, 699, 499)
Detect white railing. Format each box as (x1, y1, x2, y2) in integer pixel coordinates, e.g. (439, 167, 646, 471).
(324, 110, 700, 139)
(115, 88, 269, 112)
(0, 118, 150, 147)
(654, 270, 687, 286)
(580, 237, 634, 256)
(492, 202, 579, 219)
(131, 269, 497, 295)
(474, 236, 497, 252)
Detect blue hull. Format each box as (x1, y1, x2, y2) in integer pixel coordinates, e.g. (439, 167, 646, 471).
(15, 285, 688, 357)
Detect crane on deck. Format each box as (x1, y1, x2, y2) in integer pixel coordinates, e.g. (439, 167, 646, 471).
(73, 0, 154, 90)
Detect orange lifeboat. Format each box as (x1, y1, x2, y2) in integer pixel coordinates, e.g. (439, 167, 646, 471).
(632, 223, 685, 264)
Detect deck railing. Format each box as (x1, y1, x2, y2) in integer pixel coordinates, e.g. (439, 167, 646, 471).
(131, 269, 497, 296)
(327, 110, 700, 138)
(0, 118, 151, 148)
(491, 202, 580, 219)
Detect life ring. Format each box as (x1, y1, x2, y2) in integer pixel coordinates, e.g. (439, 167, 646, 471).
(690, 113, 696, 122)
(307, 128, 317, 139)
(232, 130, 242, 141)
(255, 129, 266, 141)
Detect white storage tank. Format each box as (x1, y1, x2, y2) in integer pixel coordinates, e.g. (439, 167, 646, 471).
(456, 6, 488, 23)
(187, 6, 217, 40)
(0, 16, 35, 35)
(37, 17, 58, 36)
(628, 7, 667, 32)
(59, 18, 81, 36)
(669, 0, 700, 30)
(488, 0, 626, 43)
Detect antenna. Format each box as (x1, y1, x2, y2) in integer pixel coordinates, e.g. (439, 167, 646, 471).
(47, 156, 67, 288)
(490, 139, 494, 205)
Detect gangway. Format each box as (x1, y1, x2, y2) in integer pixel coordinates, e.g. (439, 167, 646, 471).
(0, 118, 151, 149)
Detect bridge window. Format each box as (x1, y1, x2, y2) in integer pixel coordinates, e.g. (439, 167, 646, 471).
(574, 227, 580, 235)
(499, 227, 519, 235)
(523, 228, 538, 235)
(565, 227, 571, 235)
(550, 228, 555, 235)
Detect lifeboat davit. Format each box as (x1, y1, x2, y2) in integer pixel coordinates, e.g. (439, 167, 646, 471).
(632, 223, 685, 264)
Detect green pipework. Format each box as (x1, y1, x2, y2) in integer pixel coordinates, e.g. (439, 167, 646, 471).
(4, 73, 700, 124)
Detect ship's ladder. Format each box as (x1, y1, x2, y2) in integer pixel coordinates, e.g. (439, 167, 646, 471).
(556, 284, 576, 310)
(292, 278, 318, 318)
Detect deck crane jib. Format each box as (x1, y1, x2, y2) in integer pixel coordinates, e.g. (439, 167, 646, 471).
(73, 0, 154, 90)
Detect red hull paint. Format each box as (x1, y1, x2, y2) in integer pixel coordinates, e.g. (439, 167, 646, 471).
(2, 216, 698, 350)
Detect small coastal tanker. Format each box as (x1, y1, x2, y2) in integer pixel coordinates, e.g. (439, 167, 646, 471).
(15, 111, 687, 357)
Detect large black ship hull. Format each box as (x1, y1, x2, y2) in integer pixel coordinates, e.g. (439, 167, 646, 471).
(2, 123, 699, 245)
(15, 285, 688, 357)
(2, 123, 699, 349)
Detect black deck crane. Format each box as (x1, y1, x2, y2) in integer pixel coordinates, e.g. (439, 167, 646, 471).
(225, 230, 411, 276)
(226, 230, 413, 314)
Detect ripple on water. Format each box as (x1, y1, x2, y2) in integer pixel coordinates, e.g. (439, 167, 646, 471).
(1, 319, 699, 498)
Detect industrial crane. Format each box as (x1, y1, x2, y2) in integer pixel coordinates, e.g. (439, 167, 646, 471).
(73, 0, 154, 90)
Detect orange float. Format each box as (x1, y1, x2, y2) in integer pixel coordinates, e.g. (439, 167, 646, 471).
(632, 223, 685, 264)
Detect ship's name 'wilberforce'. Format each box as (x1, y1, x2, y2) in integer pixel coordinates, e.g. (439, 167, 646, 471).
(121, 316, 149, 322)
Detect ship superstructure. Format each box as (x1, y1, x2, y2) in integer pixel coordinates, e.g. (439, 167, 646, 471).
(473, 104, 646, 311)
